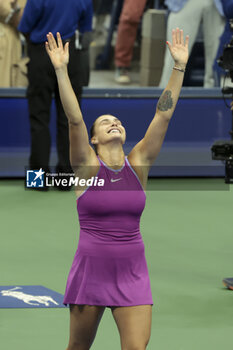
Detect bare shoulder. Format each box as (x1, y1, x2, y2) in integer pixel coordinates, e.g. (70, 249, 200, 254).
(127, 149, 150, 191)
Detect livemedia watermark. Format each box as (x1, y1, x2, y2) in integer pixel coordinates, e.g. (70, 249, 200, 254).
(26, 168, 104, 189)
(25, 166, 230, 191)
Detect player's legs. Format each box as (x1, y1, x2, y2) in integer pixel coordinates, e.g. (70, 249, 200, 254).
(111, 305, 152, 350)
(66, 304, 105, 350)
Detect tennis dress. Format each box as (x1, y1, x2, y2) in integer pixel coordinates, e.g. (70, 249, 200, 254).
(63, 156, 153, 307)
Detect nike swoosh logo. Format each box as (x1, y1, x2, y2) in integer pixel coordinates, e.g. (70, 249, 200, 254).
(110, 178, 122, 183)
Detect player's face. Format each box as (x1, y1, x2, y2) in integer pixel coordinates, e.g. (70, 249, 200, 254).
(91, 115, 126, 147)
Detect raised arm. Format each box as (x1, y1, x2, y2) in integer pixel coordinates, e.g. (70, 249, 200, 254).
(46, 32, 96, 168)
(129, 28, 189, 167)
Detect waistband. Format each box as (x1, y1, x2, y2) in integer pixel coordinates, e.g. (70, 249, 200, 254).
(78, 235, 145, 257)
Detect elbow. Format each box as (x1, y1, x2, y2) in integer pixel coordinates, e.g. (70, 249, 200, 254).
(69, 120, 80, 126)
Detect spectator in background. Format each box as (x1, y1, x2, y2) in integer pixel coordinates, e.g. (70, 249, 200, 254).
(214, 0, 233, 86)
(159, 0, 225, 88)
(18, 0, 92, 189)
(221, 0, 233, 17)
(93, 0, 114, 42)
(93, 0, 113, 13)
(0, 0, 27, 87)
(114, 0, 147, 84)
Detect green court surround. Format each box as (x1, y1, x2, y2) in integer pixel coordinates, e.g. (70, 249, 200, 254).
(1, 179, 233, 350)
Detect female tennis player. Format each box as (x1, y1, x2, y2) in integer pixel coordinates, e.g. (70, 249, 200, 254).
(46, 28, 189, 350)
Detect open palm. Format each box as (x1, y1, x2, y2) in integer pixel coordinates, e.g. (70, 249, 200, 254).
(167, 28, 189, 67)
(45, 32, 69, 70)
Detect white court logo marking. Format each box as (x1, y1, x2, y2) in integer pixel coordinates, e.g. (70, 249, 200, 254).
(0, 287, 59, 306)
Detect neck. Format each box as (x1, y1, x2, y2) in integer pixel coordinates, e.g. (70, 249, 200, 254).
(98, 144, 125, 169)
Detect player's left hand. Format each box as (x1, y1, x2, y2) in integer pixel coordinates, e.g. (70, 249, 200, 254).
(166, 28, 189, 70)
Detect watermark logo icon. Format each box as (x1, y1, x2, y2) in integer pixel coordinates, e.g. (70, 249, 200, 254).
(26, 168, 45, 188)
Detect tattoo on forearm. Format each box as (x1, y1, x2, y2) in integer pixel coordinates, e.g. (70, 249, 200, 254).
(157, 90, 173, 112)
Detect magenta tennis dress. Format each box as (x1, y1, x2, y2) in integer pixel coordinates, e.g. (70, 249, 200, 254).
(63, 156, 153, 307)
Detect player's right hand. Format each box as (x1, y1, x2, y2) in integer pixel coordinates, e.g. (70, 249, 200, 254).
(45, 32, 69, 70)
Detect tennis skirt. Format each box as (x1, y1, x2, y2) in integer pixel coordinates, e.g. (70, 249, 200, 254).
(63, 233, 153, 308)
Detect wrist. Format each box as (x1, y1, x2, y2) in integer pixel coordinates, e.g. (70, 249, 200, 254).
(174, 62, 186, 71)
(55, 66, 68, 76)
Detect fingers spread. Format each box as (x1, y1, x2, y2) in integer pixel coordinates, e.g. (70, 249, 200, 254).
(45, 41, 50, 54)
(180, 29, 184, 46)
(172, 29, 176, 46)
(57, 32, 63, 49)
(47, 32, 57, 50)
(166, 40, 172, 51)
(51, 32, 58, 49)
(176, 27, 181, 45)
(46, 33, 53, 50)
(64, 42, 69, 55)
(46, 35, 50, 50)
(185, 35, 190, 48)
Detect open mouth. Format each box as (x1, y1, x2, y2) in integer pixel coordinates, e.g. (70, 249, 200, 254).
(108, 128, 121, 134)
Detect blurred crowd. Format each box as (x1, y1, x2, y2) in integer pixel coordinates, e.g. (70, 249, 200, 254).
(0, 0, 233, 88)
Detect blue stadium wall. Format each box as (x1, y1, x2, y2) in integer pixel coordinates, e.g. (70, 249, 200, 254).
(0, 88, 231, 177)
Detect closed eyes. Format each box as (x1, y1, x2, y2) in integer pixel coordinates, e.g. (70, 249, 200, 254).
(100, 118, 122, 125)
